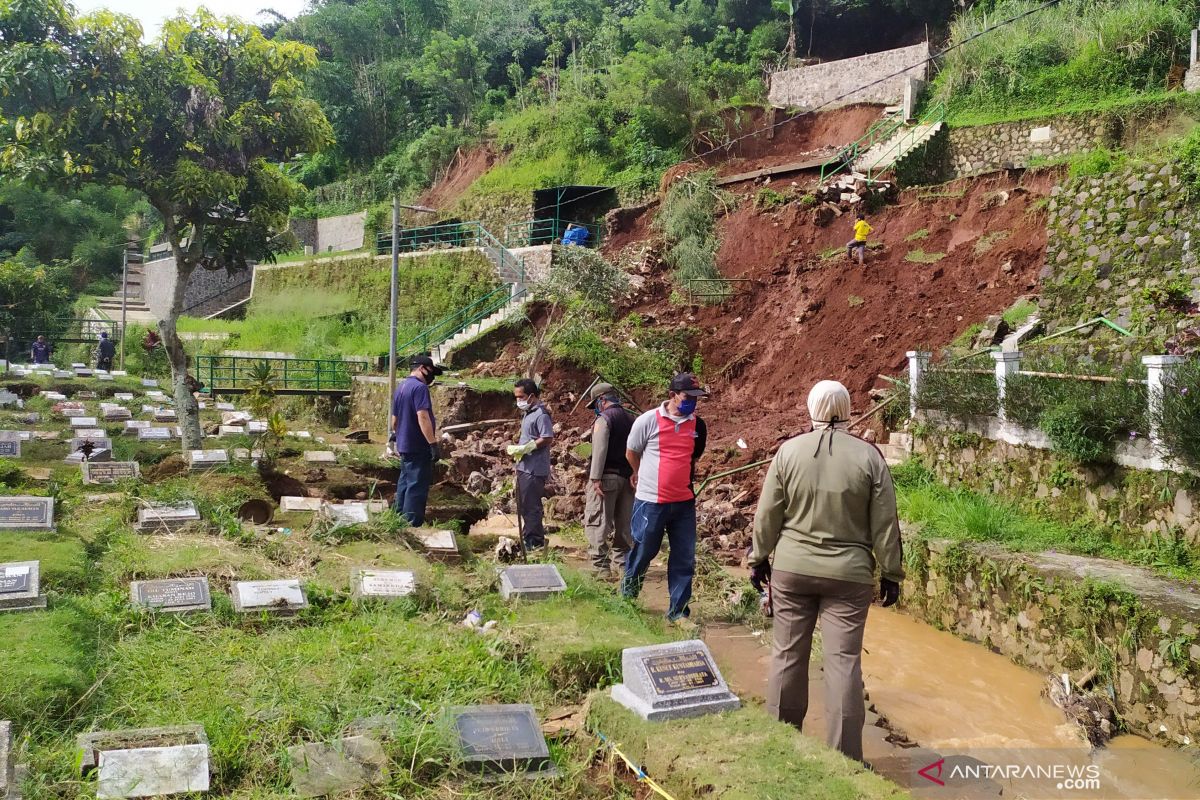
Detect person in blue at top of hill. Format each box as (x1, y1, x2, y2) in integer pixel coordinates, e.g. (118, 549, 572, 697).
(562, 223, 590, 247)
(390, 354, 445, 526)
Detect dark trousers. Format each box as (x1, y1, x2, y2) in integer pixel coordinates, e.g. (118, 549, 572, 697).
(97, 356, 113, 371)
(393, 450, 433, 526)
(621, 499, 696, 620)
(516, 471, 547, 548)
(766, 570, 874, 762)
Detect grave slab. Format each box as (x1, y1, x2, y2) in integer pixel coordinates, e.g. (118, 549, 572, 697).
(69, 417, 99, 428)
(114, 393, 134, 401)
(16, 413, 39, 425)
(136, 427, 173, 441)
(0, 498, 53, 532)
(217, 426, 244, 437)
(352, 568, 416, 600)
(319, 503, 369, 530)
(498, 564, 566, 601)
(153, 409, 177, 423)
(140, 379, 158, 388)
(0, 432, 21, 458)
(187, 450, 228, 472)
(81, 462, 141, 485)
(110, 371, 128, 377)
(0, 719, 13, 800)
(610, 640, 741, 721)
(0, 390, 20, 409)
(103, 407, 132, 422)
(231, 579, 307, 615)
(123, 421, 150, 435)
(135, 502, 200, 533)
(129, 578, 211, 613)
(0, 561, 46, 612)
(450, 704, 556, 779)
(415, 529, 460, 562)
(246, 421, 267, 434)
(216, 402, 236, 412)
(73, 428, 107, 439)
(78, 726, 209, 799)
(279, 496, 322, 513)
(230, 448, 264, 461)
(288, 736, 387, 798)
(304, 451, 337, 463)
(343, 500, 387, 513)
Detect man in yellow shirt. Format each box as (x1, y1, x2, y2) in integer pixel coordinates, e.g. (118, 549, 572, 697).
(846, 210, 872, 266)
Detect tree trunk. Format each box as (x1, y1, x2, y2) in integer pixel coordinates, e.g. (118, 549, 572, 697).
(785, 17, 797, 63)
(160, 249, 203, 450)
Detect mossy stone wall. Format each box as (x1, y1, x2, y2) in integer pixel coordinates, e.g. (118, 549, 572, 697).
(902, 537, 1199, 745)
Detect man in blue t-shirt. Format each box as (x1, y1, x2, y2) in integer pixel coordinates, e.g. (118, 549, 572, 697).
(390, 355, 444, 525)
(31, 335, 51, 364)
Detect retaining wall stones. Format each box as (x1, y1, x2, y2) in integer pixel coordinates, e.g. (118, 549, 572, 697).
(902, 537, 1200, 745)
(914, 427, 1200, 548)
(768, 42, 929, 109)
(142, 255, 254, 320)
(289, 212, 367, 254)
(350, 379, 514, 436)
(1042, 161, 1200, 362)
(948, 116, 1110, 176)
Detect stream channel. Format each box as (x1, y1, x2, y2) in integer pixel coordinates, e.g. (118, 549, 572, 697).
(473, 516, 1200, 799)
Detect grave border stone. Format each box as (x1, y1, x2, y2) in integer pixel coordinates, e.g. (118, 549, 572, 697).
(351, 568, 417, 601)
(231, 579, 308, 615)
(77, 725, 209, 799)
(610, 639, 741, 721)
(415, 529, 461, 563)
(449, 704, 557, 780)
(129, 577, 212, 614)
(0, 561, 46, 613)
(0, 498, 54, 532)
(498, 564, 566, 601)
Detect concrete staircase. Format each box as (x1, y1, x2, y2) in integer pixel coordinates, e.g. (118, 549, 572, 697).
(94, 261, 155, 324)
(853, 121, 944, 177)
(431, 291, 531, 363)
(879, 431, 913, 467)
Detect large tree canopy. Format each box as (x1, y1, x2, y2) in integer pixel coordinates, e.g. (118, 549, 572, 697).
(0, 0, 332, 446)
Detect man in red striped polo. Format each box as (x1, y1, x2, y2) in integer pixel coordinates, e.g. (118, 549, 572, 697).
(621, 373, 709, 625)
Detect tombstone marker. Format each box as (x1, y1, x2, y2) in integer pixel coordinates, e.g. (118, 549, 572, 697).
(288, 735, 387, 798)
(137, 427, 172, 441)
(73, 428, 107, 439)
(153, 409, 177, 423)
(130, 578, 211, 613)
(610, 640, 741, 721)
(0, 432, 20, 458)
(304, 450, 337, 463)
(320, 503, 369, 530)
(352, 568, 416, 600)
(103, 407, 132, 421)
(231, 579, 307, 615)
(415, 529, 460, 562)
(450, 704, 556, 778)
(82, 462, 141, 485)
(123, 420, 150, 435)
(218, 425, 244, 437)
(279, 496, 322, 513)
(0, 561, 46, 612)
(498, 564, 566, 600)
(187, 450, 228, 472)
(141, 379, 158, 388)
(135, 502, 200, 533)
(77, 726, 209, 799)
(0, 719, 14, 799)
(247, 420, 267, 434)
(0, 498, 53, 531)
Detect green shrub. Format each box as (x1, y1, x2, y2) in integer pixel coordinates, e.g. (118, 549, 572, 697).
(1003, 368, 1147, 445)
(1156, 358, 1200, 469)
(1068, 147, 1128, 178)
(655, 171, 729, 297)
(915, 364, 999, 417)
(904, 248, 946, 264)
(890, 459, 935, 489)
(1040, 401, 1114, 462)
(754, 187, 788, 211)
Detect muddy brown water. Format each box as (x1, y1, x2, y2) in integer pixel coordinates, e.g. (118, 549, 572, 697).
(473, 520, 1200, 799)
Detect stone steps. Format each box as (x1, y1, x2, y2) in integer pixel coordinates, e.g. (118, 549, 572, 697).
(854, 121, 944, 175)
(431, 294, 531, 363)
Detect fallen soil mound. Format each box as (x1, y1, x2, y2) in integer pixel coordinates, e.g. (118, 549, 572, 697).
(418, 144, 500, 212)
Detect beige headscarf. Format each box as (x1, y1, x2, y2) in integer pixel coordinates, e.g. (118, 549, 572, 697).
(807, 380, 851, 430)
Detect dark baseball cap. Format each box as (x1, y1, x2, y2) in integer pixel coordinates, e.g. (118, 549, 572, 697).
(410, 355, 445, 375)
(669, 373, 709, 397)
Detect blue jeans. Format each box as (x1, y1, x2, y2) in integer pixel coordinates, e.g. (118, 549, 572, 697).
(621, 499, 697, 620)
(393, 450, 433, 526)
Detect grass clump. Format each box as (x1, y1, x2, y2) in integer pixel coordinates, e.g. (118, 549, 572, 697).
(1001, 299, 1038, 327)
(915, 362, 999, 417)
(904, 228, 930, 242)
(655, 171, 730, 299)
(904, 248, 946, 264)
(973, 230, 1010, 255)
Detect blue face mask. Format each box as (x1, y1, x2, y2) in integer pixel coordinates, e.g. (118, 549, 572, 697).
(593, 405, 602, 417)
(678, 397, 697, 415)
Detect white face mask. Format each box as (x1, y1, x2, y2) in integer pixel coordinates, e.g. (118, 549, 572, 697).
(516, 399, 530, 411)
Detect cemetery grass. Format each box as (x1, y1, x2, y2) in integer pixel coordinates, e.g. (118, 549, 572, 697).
(1, 392, 908, 799)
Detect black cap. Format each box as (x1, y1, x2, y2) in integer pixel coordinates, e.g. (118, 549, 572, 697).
(410, 355, 445, 375)
(669, 373, 709, 397)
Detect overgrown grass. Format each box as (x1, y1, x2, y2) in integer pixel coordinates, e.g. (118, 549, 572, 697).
(904, 248, 946, 264)
(1001, 299, 1038, 327)
(904, 228, 930, 242)
(933, 0, 1195, 124)
(893, 460, 1198, 581)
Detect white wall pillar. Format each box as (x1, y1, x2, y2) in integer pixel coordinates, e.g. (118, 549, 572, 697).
(992, 351, 1022, 424)
(1192, 29, 1198, 67)
(1143, 354, 1184, 450)
(907, 350, 931, 418)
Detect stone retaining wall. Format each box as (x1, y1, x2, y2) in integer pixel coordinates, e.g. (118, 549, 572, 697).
(349, 378, 514, 436)
(902, 537, 1199, 745)
(768, 42, 929, 109)
(142, 255, 254, 320)
(948, 116, 1110, 176)
(914, 426, 1200, 548)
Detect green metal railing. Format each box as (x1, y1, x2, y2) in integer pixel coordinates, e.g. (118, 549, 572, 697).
(6, 317, 118, 345)
(683, 278, 752, 303)
(819, 101, 946, 182)
(397, 285, 528, 356)
(376, 220, 526, 284)
(503, 218, 602, 248)
(859, 102, 946, 181)
(194, 355, 370, 395)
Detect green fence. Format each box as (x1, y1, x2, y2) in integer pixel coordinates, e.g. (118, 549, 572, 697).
(194, 355, 370, 395)
(503, 218, 602, 248)
(397, 285, 528, 357)
(375, 220, 526, 284)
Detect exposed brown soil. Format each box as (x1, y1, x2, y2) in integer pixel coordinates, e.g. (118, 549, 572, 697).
(614, 169, 1058, 462)
(696, 103, 886, 180)
(417, 145, 501, 213)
